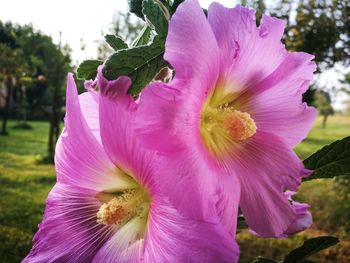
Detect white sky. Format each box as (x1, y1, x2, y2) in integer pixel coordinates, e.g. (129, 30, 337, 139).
(0, 0, 235, 64)
(0, 0, 347, 109)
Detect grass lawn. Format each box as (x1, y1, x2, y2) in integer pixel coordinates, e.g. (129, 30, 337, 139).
(0, 116, 349, 262)
(0, 121, 55, 263)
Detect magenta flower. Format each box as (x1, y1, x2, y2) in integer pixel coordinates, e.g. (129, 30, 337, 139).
(136, 0, 317, 237)
(24, 69, 239, 262)
(282, 191, 313, 237)
(250, 191, 312, 238)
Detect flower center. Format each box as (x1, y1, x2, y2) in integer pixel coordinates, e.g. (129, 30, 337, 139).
(97, 189, 148, 226)
(223, 109, 257, 141)
(200, 102, 257, 157)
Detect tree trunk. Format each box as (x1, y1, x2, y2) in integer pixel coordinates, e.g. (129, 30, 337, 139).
(48, 85, 61, 162)
(1, 76, 13, 135)
(322, 114, 328, 128)
(20, 85, 27, 125)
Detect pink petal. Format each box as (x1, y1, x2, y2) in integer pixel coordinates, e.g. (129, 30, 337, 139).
(165, 0, 220, 85)
(56, 74, 134, 191)
(92, 217, 146, 263)
(79, 91, 101, 143)
(97, 69, 134, 167)
(23, 184, 115, 263)
(208, 3, 287, 90)
(97, 68, 158, 192)
(136, 82, 187, 152)
(229, 131, 308, 237)
(154, 150, 223, 224)
(241, 52, 317, 147)
(215, 174, 241, 235)
(143, 197, 240, 263)
(282, 191, 312, 237)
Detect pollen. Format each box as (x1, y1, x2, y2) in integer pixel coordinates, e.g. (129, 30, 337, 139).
(223, 110, 257, 141)
(96, 189, 148, 226)
(96, 197, 127, 225)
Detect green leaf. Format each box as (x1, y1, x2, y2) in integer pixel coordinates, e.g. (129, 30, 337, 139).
(103, 36, 167, 95)
(283, 236, 339, 263)
(76, 60, 103, 80)
(252, 257, 277, 263)
(132, 25, 152, 47)
(303, 136, 350, 181)
(105, 35, 128, 51)
(128, 0, 144, 19)
(142, 0, 169, 36)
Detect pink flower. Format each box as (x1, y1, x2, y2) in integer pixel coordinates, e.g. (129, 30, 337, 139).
(250, 191, 312, 238)
(23, 68, 239, 262)
(281, 191, 313, 237)
(136, 0, 317, 238)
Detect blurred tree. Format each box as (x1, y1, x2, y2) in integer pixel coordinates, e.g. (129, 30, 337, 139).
(340, 72, 350, 94)
(272, 0, 350, 70)
(97, 11, 144, 60)
(270, 0, 350, 106)
(0, 42, 28, 134)
(302, 83, 317, 105)
(0, 21, 71, 160)
(314, 90, 334, 127)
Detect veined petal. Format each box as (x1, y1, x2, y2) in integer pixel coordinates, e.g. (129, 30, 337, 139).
(241, 52, 317, 147)
(215, 174, 241, 235)
(92, 216, 147, 263)
(79, 91, 100, 144)
(228, 131, 307, 237)
(97, 68, 157, 192)
(143, 197, 240, 263)
(165, 0, 220, 85)
(56, 74, 135, 192)
(282, 191, 312, 237)
(153, 150, 222, 224)
(23, 183, 115, 263)
(208, 3, 287, 90)
(97, 67, 134, 166)
(136, 82, 187, 152)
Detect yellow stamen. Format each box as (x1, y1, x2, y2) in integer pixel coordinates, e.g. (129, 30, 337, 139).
(97, 198, 126, 225)
(96, 189, 149, 226)
(223, 110, 256, 141)
(200, 99, 257, 157)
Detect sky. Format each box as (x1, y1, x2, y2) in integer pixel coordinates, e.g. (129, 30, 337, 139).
(0, 0, 348, 109)
(0, 0, 236, 64)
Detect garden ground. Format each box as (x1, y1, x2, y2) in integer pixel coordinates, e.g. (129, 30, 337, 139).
(0, 116, 349, 262)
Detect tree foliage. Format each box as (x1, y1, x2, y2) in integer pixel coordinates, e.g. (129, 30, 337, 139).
(0, 21, 71, 159)
(272, 0, 350, 70)
(314, 90, 334, 127)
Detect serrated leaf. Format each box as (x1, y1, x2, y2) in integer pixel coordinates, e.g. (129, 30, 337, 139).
(105, 35, 128, 51)
(76, 60, 103, 80)
(252, 257, 277, 263)
(128, 0, 144, 19)
(103, 36, 167, 95)
(142, 0, 168, 36)
(303, 136, 350, 181)
(283, 236, 339, 263)
(132, 25, 152, 47)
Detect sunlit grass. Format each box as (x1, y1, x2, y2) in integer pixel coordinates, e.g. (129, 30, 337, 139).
(0, 121, 55, 262)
